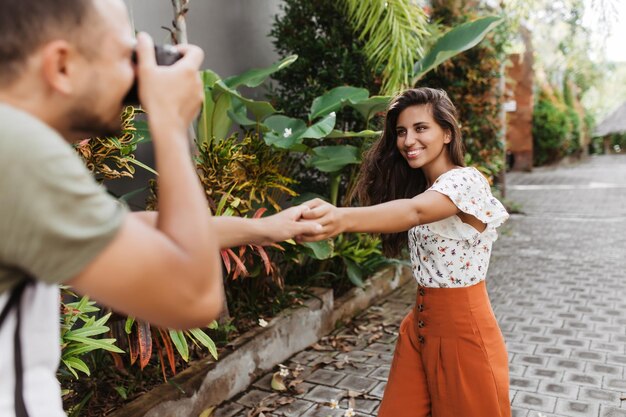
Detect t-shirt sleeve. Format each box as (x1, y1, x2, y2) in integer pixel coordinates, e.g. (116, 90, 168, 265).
(0, 129, 128, 286)
(429, 168, 509, 229)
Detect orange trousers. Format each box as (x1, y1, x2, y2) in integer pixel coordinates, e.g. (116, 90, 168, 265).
(378, 281, 511, 417)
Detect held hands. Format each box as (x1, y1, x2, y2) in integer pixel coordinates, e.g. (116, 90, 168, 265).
(135, 32, 204, 132)
(258, 205, 324, 245)
(296, 198, 345, 242)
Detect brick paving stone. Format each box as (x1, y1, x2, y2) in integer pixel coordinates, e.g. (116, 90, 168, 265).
(368, 365, 391, 381)
(303, 385, 345, 403)
(510, 377, 541, 392)
(510, 364, 528, 376)
(513, 355, 550, 367)
(601, 406, 626, 417)
(512, 408, 529, 417)
(548, 358, 586, 372)
(538, 381, 579, 399)
(512, 392, 557, 412)
(592, 341, 625, 353)
(340, 398, 379, 414)
(369, 381, 386, 399)
(563, 372, 603, 388)
(607, 355, 626, 366)
(603, 378, 626, 391)
(301, 404, 344, 417)
(325, 363, 377, 378)
(585, 363, 624, 378)
(554, 398, 600, 417)
(305, 369, 346, 386)
(578, 387, 623, 405)
(570, 349, 607, 364)
(211, 156, 626, 417)
(273, 399, 315, 416)
(336, 375, 378, 393)
(524, 366, 563, 381)
(536, 346, 571, 358)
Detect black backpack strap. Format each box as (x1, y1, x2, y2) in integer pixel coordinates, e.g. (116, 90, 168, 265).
(0, 279, 31, 417)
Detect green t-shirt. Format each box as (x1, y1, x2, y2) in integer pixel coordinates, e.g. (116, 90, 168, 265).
(0, 104, 127, 294)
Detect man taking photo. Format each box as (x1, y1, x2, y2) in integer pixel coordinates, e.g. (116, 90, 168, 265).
(0, 1, 321, 416)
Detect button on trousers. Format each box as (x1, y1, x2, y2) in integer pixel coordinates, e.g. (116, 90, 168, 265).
(378, 281, 511, 417)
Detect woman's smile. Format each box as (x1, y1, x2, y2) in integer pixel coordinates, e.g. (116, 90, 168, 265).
(406, 147, 426, 159)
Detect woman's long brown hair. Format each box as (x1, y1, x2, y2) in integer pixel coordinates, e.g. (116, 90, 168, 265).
(352, 88, 466, 257)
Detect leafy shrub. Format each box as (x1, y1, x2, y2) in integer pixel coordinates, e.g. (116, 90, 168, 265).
(532, 90, 572, 165)
(269, 0, 381, 126)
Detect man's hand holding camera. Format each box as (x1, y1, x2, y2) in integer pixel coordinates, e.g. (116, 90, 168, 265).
(135, 32, 204, 136)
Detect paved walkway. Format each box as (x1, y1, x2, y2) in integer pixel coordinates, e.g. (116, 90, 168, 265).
(213, 155, 626, 417)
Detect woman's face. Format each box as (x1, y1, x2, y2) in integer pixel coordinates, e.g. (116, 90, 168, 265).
(395, 104, 451, 169)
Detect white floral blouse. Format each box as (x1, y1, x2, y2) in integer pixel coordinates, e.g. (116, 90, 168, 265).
(408, 167, 509, 288)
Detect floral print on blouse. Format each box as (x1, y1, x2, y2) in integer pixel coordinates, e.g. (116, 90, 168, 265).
(408, 167, 509, 288)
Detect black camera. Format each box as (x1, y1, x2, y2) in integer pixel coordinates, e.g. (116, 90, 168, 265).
(123, 44, 183, 105)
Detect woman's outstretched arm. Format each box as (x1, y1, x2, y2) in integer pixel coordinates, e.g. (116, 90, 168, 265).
(299, 191, 459, 241)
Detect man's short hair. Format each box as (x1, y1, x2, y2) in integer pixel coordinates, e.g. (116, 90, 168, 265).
(0, 0, 96, 85)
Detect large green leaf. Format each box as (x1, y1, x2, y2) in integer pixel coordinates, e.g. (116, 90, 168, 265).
(413, 16, 503, 83)
(169, 330, 189, 362)
(188, 328, 218, 360)
(301, 112, 336, 139)
(198, 70, 233, 145)
(263, 115, 308, 148)
(213, 82, 277, 121)
(300, 241, 333, 260)
(343, 258, 365, 288)
(62, 336, 124, 353)
(326, 129, 381, 139)
(129, 119, 151, 144)
(223, 55, 298, 89)
(346, 96, 392, 122)
(309, 145, 361, 173)
(63, 357, 90, 377)
(309, 87, 369, 121)
(228, 97, 260, 128)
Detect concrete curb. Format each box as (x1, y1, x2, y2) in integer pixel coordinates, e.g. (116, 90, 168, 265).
(109, 265, 412, 417)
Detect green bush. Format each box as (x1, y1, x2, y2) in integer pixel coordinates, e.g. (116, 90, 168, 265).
(269, 0, 381, 126)
(565, 107, 582, 156)
(532, 91, 572, 165)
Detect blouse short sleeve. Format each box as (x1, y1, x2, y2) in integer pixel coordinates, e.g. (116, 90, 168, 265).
(429, 167, 509, 231)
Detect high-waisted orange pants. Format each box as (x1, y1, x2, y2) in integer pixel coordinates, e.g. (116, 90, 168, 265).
(378, 281, 511, 417)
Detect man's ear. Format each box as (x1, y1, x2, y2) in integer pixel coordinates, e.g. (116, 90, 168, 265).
(40, 40, 76, 95)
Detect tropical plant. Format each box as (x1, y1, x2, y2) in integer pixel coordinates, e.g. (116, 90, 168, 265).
(197, 55, 298, 146)
(193, 133, 298, 281)
(75, 106, 155, 181)
(342, 0, 429, 94)
(108, 317, 218, 381)
(269, 0, 382, 124)
(532, 88, 572, 165)
(59, 289, 124, 379)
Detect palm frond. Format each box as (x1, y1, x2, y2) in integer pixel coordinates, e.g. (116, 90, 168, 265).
(343, 0, 429, 94)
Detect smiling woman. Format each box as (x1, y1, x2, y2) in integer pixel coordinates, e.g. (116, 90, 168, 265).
(298, 87, 511, 417)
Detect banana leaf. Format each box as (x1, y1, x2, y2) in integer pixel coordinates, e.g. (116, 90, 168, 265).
(413, 16, 503, 83)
